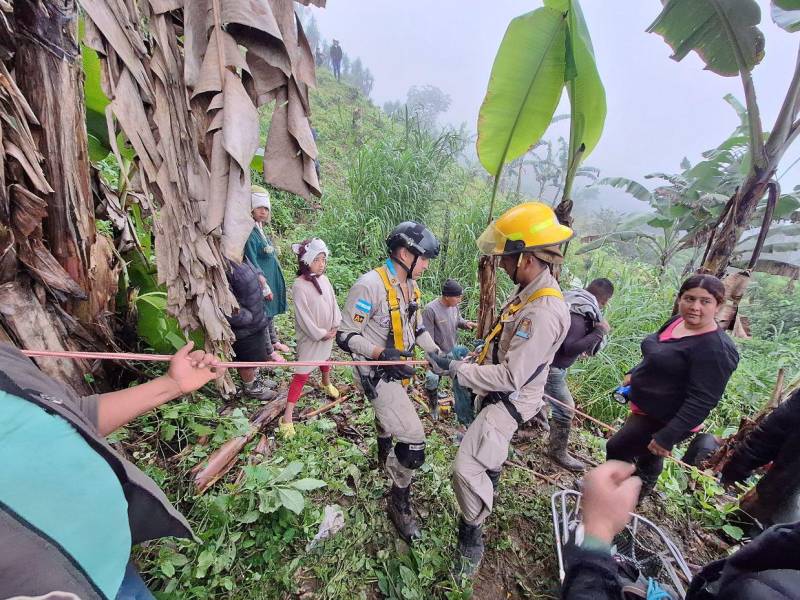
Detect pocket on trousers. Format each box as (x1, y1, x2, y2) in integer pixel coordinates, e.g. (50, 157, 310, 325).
(474, 418, 508, 470)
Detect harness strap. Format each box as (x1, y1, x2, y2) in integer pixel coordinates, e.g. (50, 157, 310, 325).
(375, 264, 421, 386)
(477, 287, 563, 365)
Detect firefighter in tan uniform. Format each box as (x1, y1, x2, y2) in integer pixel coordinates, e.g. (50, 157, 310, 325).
(426, 203, 572, 577)
(336, 222, 441, 541)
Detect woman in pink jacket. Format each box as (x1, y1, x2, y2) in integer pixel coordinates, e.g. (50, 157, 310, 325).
(280, 238, 342, 438)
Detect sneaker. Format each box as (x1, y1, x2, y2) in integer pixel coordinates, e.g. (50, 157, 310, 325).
(322, 383, 340, 399)
(243, 380, 278, 401)
(256, 371, 278, 389)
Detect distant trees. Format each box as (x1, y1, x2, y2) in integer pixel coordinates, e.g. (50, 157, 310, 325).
(384, 85, 452, 131)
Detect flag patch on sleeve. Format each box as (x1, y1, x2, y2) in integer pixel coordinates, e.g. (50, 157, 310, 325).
(355, 299, 372, 313)
(515, 318, 532, 339)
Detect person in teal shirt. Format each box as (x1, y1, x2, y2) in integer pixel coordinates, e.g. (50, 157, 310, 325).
(245, 186, 290, 362)
(0, 341, 224, 599)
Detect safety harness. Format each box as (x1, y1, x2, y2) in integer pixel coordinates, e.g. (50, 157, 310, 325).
(476, 286, 563, 425)
(477, 287, 563, 365)
(375, 261, 421, 385)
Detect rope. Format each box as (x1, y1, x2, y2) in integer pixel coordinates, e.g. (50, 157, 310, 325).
(20, 349, 428, 370)
(23, 349, 699, 472)
(543, 393, 697, 472)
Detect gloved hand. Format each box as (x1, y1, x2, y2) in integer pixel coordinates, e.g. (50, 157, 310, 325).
(426, 351, 453, 374)
(448, 345, 469, 360)
(378, 348, 415, 381)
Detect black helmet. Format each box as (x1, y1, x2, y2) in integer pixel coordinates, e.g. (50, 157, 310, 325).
(386, 221, 440, 259)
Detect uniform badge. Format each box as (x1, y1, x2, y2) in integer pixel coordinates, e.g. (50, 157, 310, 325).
(353, 313, 365, 323)
(515, 318, 532, 339)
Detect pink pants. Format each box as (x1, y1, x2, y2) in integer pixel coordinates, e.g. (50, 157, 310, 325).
(287, 366, 331, 405)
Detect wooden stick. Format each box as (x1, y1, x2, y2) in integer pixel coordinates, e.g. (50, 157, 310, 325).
(505, 460, 568, 490)
(300, 394, 349, 419)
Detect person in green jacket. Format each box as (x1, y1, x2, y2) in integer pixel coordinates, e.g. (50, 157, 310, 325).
(245, 186, 291, 362)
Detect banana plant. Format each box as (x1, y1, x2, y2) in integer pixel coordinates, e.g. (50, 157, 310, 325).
(648, 0, 800, 275)
(475, 0, 605, 333)
(476, 0, 606, 222)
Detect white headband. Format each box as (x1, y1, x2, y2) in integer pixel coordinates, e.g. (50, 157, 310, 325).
(292, 238, 330, 266)
(251, 191, 271, 211)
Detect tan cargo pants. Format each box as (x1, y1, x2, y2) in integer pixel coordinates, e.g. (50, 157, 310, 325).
(372, 379, 426, 488)
(452, 402, 518, 526)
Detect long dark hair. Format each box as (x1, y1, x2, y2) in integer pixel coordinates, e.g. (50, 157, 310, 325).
(296, 239, 323, 295)
(678, 274, 725, 304)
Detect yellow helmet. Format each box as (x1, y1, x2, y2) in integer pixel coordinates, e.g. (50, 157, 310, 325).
(477, 202, 574, 255)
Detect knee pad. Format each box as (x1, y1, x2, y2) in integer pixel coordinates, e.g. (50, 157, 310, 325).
(395, 441, 425, 469)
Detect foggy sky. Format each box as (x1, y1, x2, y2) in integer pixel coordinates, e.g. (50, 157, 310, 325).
(309, 1, 800, 204)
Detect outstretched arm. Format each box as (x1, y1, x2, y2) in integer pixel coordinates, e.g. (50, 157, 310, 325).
(96, 342, 224, 436)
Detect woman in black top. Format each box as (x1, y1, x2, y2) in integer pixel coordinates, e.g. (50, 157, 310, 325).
(606, 274, 740, 500)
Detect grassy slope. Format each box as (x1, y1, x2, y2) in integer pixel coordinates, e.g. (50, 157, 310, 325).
(128, 70, 800, 599)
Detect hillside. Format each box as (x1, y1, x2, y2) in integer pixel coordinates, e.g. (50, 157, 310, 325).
(124, 70, 800, 599)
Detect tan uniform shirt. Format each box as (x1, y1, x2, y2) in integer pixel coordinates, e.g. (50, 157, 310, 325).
(339, 262, 438, 360)
(292, 275, 342, 374)
(451, 269, 570, 422)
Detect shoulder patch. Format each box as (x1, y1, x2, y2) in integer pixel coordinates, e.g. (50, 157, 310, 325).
(353, 313, 365, 324)
(515, 318, 532, 339)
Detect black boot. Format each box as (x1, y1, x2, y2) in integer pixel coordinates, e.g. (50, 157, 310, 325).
(425, 387, 440, 421)
(387, 484, 421, 542)
(548, 420, 586, 472)
(487, 468, 501, 495)
(455, 517, 484, 579)
(377, 437, 392, 468)
(635, 464, 661, 504)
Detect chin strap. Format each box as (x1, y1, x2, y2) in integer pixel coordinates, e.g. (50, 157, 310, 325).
(510, 253, 523, 284)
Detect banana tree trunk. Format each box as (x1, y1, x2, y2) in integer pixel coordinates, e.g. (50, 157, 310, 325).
(14, 0, 94, 298)
(3, 0, 115, 392)
(702, 172, 774, 277)
(476, 255, 498, 339)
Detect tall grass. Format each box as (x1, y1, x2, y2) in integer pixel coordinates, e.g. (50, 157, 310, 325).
(567, 249, 800, 433)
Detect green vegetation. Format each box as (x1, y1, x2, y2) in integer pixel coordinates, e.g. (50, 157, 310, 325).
(109, 69, 800, 599)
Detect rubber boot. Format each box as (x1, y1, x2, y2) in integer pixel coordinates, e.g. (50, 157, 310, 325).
(377, 436, 392, 468)
(487, 468, 501, 495)
(425, 387, 440, 421)
(636, 465, 661, 504)
(455, 517, 484, 579)
(387, 484, 420, 542)
(547, 420, 586, 472)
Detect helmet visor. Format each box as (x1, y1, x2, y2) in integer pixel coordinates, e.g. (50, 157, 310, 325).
(477, 222, 512, 255)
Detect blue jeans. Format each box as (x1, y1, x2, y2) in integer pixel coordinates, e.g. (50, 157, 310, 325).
(452, 376, 476, 427)
(116, 562, 155, 600)
(545, 367, 574, 424)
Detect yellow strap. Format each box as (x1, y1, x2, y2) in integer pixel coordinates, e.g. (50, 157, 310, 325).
(375, 266, 406, 351)
(477, 287, 563, 365)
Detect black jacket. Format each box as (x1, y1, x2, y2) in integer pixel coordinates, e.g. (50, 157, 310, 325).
(226, 258, 270, 338)
(552, 312, 605, 369)
(721, 390, 800, 485)
(628, 317, 739, 449)
(562, 521, 800, 600)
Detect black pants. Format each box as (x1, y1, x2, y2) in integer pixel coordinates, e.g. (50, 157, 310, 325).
(606, 413, 690, 485)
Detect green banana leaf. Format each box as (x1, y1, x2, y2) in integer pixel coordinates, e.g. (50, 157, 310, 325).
(647, 0, 765, 77)
(598, 177, 653, 202)
(772, 0, 800, 32)
(477, 7, 568, 176)
(576, 230, 649, 254)
(81, 20, 112, 159)
(546, 0, 606, 161)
